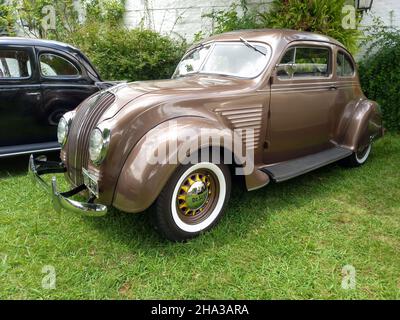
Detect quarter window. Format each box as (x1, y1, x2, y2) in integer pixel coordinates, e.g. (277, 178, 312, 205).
(40, 53, 79, 77)
(337, 51, 354, 77)
(277, 47, 331, 79)
(0, 50, 32, 79)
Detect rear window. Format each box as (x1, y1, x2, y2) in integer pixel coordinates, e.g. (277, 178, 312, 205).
(0, 50, 32, 79)
(40, 53, 80, 77)
(337, 51, 355, 77)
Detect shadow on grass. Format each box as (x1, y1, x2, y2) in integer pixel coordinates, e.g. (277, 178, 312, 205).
(0, 151, 60, 179)
(95, 134, 399, 253)
(81, 140, 396, 254)
(9, 138, 396, 255)
(80, 160, 358, 254)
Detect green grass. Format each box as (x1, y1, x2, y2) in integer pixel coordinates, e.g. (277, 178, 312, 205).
(0, 135, 399, 299)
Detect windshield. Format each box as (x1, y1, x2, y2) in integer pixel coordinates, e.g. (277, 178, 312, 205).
(173, 42, 271, 79)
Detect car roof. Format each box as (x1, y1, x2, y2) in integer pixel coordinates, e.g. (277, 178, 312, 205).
(0, 37, 103, 80)
(192, 28, 347, 52)
(0, 37, 81, 53)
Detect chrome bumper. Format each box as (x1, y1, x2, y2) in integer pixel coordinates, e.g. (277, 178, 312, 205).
(29, 155, 107, 217)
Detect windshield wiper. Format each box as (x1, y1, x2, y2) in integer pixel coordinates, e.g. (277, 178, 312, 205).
(239, 37, 266, 56)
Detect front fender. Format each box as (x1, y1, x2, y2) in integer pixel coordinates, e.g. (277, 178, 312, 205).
(112, 117, 260, 213)
(341, 99, 383, 151)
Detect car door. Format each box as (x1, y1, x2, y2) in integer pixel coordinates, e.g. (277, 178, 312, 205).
(0, 45, 45, 148)
(36, 47, 99, 142)
(265, 42, 339, 163)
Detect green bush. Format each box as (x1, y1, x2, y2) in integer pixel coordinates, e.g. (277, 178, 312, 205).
(2, 0, 186, 81)
(359, 23, 400, 132)
(205, 0, 361, 54)
(261, 0, 361, 54)
(0, 0, 15, 35)
(203, 0, 260, 36)
(67, 24, 186, 81)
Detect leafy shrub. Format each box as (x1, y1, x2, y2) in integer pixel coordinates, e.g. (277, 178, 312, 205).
(260, 0, 361, 53)
(0, 0, 15, 35)
(204, 0, 260, 35)
(205, 0, 361, 54)
(69, 24, 186, 81)
(2, 0, 186, 81)
(359, 22, 400, 132)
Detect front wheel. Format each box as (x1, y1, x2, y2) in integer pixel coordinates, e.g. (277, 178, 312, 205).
(340, 143, 372, 167)
(151, 162, 231, 242)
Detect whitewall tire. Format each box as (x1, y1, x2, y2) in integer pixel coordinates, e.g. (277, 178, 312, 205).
(151, 162, 231, 241)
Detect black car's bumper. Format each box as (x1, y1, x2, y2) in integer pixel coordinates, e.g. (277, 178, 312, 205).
(29, 155, 107, 217)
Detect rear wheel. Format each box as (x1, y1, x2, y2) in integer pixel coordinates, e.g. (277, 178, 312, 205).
(340, 143, 372, 167)
(151, 162, 231, 242)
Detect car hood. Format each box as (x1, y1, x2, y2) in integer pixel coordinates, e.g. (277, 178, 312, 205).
(100, 74, 251, 120)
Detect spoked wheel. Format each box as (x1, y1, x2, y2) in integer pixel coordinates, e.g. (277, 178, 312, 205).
(340, 143, 372, 167)
(151, 162, 231, 241)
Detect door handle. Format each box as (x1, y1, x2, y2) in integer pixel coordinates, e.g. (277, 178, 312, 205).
(26, 92, 41, 96)
(328, 85, 338, 91)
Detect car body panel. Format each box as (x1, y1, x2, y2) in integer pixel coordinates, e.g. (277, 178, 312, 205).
(52, 29, 383, 214)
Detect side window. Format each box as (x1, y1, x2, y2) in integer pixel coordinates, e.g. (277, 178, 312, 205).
(277, 47, 331, 79)
(0, 50, 32, 79)
(337, 51, 355, 77)
(39, 53, 80, 77)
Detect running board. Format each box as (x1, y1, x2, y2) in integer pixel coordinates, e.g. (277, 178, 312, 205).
(260, 146, 352, 182)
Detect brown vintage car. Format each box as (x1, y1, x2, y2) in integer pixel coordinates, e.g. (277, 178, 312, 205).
(30, 29, 384, 241)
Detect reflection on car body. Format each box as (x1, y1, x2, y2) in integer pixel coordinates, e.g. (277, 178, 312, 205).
(30, 29, 384, 241)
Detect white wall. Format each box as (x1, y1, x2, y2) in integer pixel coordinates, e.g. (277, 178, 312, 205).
(124, 0, 400, 41)
(124, 0, 272, 41)
(361, 0, 400, 28)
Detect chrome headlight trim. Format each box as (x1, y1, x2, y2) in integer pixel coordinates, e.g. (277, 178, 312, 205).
(89, 127, 111, 166)
(57, 111, 75, 146)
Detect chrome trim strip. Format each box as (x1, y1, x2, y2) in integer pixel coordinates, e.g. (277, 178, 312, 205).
(29, 155, 107, 217)
(0, 147, 61, 158)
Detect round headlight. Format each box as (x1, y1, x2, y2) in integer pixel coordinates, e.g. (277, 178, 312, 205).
(57, 117, 69, 146)
(89, 128, 110, 165)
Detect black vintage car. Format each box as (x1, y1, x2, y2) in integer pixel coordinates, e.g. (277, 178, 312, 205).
(0, 37, 113, 157)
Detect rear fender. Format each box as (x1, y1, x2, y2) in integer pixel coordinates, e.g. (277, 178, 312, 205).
(341, 99, 383, 151)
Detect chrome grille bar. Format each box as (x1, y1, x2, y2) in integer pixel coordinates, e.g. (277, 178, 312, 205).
(67, 92, 115, 185)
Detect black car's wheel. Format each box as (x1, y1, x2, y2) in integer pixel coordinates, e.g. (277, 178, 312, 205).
(340, 143, 372, 167)
(151, 162, 231, 242)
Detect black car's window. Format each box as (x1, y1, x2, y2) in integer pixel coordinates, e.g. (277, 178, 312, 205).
(277, 47, 331, 79)
(337, 51, 355, 77)
(0, 50, 32, 79)
(40, 53, 79, 77)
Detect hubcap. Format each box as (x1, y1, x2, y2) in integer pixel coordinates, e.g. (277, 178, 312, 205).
(176, 170, 218, 224)
(186, 180, 208, 210)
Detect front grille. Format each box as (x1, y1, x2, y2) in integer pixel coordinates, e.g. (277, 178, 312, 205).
(67, 92, 115, 185)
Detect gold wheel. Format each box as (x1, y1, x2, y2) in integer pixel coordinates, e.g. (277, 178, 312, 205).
(175, 169, 219, 225)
